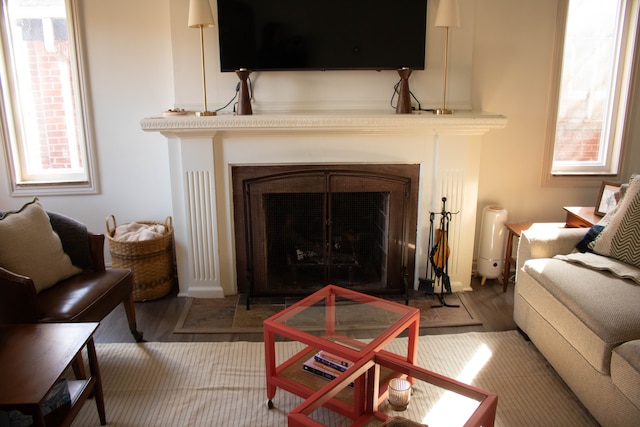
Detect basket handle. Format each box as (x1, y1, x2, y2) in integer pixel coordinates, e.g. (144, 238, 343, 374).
(106, 214, 117, 236)
(164, 216, 172, 230)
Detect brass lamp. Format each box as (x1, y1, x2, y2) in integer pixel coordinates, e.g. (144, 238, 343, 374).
(434, 0, 460, 115)
(188, 0, 216, 116)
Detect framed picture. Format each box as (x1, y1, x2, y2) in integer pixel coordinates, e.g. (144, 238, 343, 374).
(595, 181, 622, 216)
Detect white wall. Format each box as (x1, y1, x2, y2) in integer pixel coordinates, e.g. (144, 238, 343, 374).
(1, 0, 639, 266)
(0, 0, 175, 255)
(169, 0, 476, 112)
(473, 0, 640, 226)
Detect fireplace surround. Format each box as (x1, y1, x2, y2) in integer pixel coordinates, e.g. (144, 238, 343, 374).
(141, 111, 506, 298)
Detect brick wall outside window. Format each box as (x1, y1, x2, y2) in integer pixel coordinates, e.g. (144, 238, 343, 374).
(554, 123, 601, 162)
(26, 34, 79, 170)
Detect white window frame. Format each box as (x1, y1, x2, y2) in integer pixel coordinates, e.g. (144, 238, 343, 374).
(543, 0, 639, 186)
(0, 0, 97, 196)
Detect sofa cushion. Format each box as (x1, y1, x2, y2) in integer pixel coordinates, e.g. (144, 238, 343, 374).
(0, 199, 81, 292)
(611, 341, 640, 409)
(37, 269, 133, 322)
(591, 174, 640, 269)
(522, 258, 640, 374)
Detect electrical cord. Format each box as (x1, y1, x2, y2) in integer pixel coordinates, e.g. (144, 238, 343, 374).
(214, 74, 255, 114)
(390, 79, 434, 112)
(215, 82, 240, 113)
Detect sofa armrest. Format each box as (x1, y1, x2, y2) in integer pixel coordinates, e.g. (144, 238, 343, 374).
(516, 227, 587, 272)
(0, 266, 40, 323)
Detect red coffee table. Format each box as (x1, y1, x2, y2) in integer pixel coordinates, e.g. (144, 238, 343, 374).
(263, 284, 420, 419)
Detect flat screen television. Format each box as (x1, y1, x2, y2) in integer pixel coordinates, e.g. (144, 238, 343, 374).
(216, 0, 428, 72)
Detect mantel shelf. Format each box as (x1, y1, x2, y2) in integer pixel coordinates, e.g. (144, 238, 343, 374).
(140, 110, 507, 136)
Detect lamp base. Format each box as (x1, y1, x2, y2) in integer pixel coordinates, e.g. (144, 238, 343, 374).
(434, 108, 454, 115)
(236, 69, 253, 116)
(196, 111, 216, 117)
(395, 67, 413, 114)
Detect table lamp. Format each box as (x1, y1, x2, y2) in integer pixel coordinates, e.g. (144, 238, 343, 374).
(188, 0, 216, 116)
(434, 0, 460, 115)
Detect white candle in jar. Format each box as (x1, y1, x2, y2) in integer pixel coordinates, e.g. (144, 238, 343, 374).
(388, 378, 411, 410)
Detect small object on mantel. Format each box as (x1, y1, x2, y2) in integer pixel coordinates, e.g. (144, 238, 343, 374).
(163, 108, 188, 116)
(395, 67, 413, 114)
(235, 68, 253, 116)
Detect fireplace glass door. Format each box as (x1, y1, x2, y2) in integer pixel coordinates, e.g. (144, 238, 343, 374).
(264, 191, 389, 291)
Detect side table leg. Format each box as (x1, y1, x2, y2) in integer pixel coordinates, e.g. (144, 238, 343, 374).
(503, 230, 515, 292)
(264, 328, 277, 404)
(86, 338, 106, 425)
(32, 409, 46, 427)
(72, 352, 87, 380)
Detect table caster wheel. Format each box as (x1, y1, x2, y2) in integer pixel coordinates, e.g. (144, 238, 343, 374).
(267, 399, 274, 409)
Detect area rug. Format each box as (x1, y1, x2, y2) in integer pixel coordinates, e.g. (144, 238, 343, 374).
(173, 292, 481, 334)
(70, 331, 597, 426)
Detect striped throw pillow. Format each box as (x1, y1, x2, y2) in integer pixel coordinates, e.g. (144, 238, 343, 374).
(590, 175, 640, 269)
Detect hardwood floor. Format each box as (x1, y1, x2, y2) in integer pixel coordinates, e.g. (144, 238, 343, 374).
(94, 275, 518, 343)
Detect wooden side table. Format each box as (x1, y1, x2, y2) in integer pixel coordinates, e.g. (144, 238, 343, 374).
(563, 206, 600, 228)
(502, 222, 566, 292)
(0, 323, 105, 427)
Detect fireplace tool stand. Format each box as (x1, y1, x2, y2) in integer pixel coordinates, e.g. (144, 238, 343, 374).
(419, 197, 459, 308)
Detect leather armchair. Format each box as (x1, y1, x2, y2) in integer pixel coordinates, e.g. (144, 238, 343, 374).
(0, 216, 143, 343)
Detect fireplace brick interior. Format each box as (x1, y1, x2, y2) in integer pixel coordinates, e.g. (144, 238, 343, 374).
(233, 164, 419, 298)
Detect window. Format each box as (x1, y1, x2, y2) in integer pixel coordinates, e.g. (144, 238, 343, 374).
(544, 0, 639, 183)
(0, 0, 96, 195)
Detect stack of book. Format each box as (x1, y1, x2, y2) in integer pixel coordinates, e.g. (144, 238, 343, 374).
(303, 350, 354, 387)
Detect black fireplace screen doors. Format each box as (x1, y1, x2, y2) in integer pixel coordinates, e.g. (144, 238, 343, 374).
(232, 165, 419, 303)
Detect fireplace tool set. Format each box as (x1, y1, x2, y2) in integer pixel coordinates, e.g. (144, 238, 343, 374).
(419, 197, 459, 308)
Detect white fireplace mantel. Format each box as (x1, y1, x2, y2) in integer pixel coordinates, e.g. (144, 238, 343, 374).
(142, 110, 506, 135)
(141, 110, 506, 298)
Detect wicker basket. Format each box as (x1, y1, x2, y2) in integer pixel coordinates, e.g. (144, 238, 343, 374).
(106, 215, 175, 301)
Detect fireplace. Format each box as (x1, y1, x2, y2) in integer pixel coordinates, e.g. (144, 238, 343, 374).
(140, 111, 507, 299)
(233, 165, 419, 299)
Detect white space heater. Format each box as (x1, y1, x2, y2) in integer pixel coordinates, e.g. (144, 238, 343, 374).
(477, 205, 508, 285)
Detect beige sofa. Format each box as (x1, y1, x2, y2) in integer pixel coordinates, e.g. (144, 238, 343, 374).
(513, 225, 640, 426)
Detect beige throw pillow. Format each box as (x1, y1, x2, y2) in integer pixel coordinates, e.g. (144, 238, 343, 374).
(0, 199, 81, 292)
(591, 175, 640, 269)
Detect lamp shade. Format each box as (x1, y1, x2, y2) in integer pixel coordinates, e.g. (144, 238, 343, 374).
(435, 0, 460, 28)
(188, 0, 214, 28)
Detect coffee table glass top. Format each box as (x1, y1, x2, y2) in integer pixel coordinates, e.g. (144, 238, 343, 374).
(265, 285, 418, 352)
